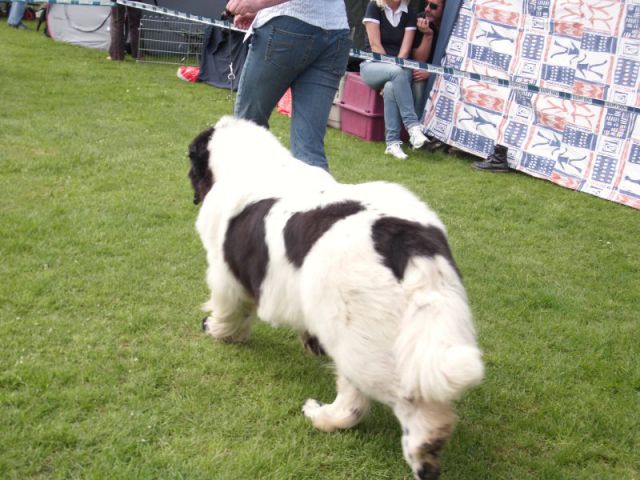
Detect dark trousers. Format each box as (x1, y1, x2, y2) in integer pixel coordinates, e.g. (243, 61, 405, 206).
(108, 6, 141, 60)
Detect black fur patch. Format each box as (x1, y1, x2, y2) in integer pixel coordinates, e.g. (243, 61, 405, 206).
(301, 332, 327, 356)
(417, 463, 441, 480)
(188, 126, 215, 205)
(223, 198, 278, 301)
(371, 217, 460, 281)
(351, 408, 364, 419)
(420, 438, 447, 457)
(283, 201, 365, 268)
(415, 429, 449, 479)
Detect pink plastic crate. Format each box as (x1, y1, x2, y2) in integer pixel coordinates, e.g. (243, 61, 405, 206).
(340, 72, 384, 115)
(339, 72, 385, 141)
(340, 103, 385, 142)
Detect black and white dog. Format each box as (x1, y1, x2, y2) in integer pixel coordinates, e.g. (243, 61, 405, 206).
(188, 116, 483, 480)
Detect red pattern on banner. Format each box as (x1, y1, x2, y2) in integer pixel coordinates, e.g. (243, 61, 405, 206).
(475, 6, 519, 26)
(537, 112, 567, 131)
(553, 0, 583, 23)
(550, 172, 581, 189)
(462, 90, 505, 111)
(583, 1, 619, 31)
(573, 81, 606, 100)
(535, 97, 601, 130)
(464, 81, 502, 96)
(553, 22, 584, 37)
(476, 0, 512, 7)
(614, 194, 640, 209)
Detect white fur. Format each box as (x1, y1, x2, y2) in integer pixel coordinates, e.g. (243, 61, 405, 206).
(195, 116, 483, 479)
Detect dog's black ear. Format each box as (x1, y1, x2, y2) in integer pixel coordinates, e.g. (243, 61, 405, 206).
(188, 126, 215, 205)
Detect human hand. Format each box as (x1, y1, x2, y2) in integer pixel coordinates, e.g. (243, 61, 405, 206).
(412, 70, 429, 82)
(226, 0, 262, 16)
(416, 17, 434, 36)
(233, 12, 256, 29)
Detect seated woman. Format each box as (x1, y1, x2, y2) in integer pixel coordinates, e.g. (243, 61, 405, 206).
(360, 0, 427, 160)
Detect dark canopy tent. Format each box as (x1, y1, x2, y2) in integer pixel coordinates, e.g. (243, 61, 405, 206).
(198, 24, 248, 90)
(138, 0, 227, 18)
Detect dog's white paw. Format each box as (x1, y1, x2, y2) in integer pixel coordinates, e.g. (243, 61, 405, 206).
(201, 316, 250, 343)
(302, 398, 324, 418)
(303, 399, 343, 433)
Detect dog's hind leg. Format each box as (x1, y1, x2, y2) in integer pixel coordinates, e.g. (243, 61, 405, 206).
(202, 299, 254, 343)
(300, 331, 326, 356)
(393, 400, 456, 480)
(302, 374, 370, 432)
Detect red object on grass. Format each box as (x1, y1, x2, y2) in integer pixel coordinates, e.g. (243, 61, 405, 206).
(277, 88, 292, 117)
(177, 66, 200, 83)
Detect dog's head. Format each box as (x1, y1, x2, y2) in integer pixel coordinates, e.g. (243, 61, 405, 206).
(188, 126, 215, 205)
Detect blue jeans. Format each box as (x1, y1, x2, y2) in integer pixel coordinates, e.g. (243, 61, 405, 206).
(413, 79, 428, 122)
(360, 62, 421, 145)
(234, 16, 351, 171)
(8, 2, 26, 26)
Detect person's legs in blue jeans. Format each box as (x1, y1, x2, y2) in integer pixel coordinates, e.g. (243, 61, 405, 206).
(385, 66, 421, 131)
(290, 29, 350, 170)
(382, 81, 403, 145)
(360, 62, 422, 141)
(234, 18, 303, 129)
(412, 79, 427, 121)
(8, 2, 27, 27)
(234, 17, 349, 170)
(361, 62, 400, 145)
(382, 79, 427, 144)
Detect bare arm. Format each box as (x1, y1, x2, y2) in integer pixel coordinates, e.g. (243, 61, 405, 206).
(226, 0, 288, 15)
(364, 22, 386, 55)
(412, 18, 434, 62)
(397, 29, 416, 59)
(411, 18, 434, 81)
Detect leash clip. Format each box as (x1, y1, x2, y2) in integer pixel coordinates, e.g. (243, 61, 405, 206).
(228, 62, 235, 82)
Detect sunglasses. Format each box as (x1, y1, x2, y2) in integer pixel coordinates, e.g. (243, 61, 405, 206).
(425, 2, 441, 9)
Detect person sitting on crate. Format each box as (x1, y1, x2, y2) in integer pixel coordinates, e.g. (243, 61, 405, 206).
(360, 0, 427, 160)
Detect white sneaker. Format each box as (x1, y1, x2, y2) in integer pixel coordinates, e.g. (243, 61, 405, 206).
(408, 125, 427, 149)
(385, 143, 408, 160)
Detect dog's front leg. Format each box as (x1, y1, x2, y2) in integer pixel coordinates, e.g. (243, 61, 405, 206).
(302, 374, 370, 432)
(393, 400, 456, 480)
(202, 297, 254, 343)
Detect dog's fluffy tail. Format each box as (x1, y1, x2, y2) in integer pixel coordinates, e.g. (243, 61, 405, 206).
(394, 257, 484, 403)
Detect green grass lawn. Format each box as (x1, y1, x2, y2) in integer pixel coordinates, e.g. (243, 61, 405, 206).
(1, 22, 639, 480)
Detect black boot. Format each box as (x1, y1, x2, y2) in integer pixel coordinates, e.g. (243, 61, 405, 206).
(473, 144, 510, 172)
(422, 135, 448, 153)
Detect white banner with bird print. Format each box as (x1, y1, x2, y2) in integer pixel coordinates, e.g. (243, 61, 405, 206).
(423, 0, 640, 209)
